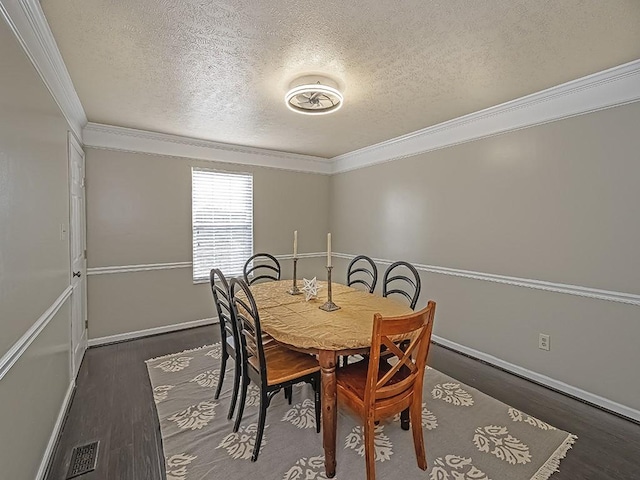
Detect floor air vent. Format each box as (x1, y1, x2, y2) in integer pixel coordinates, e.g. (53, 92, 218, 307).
(66, 441, 99, 479)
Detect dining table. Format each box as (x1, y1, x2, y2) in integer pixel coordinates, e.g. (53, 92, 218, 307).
(249, 279, 413, 478)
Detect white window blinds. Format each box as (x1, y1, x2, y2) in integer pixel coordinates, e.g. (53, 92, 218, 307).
(192, 168, 253, 282)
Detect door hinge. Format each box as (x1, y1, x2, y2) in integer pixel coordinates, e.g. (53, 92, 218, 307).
(84, 249, 87, 259)
(85, 319, 89, 329)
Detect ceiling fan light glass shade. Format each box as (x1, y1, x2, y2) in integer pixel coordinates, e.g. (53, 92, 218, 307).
(285, 83, 344, 115)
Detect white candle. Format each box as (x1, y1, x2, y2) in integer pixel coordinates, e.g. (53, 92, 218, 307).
(293, 230, 298, 258)
(327, 233, 332, 267)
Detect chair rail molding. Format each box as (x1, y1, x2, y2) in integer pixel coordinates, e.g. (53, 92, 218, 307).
(0, 286, 73, 381)
(333, 253, 640, 307)
(0, 0, 87, 141)
(83, 123, 333, 175)
(86, 253, 327, 276)
(331, 59, 640, 174)
(87, 261, 193, 276)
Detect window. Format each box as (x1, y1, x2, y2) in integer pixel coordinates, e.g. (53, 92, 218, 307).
(192, 167, 253, 282)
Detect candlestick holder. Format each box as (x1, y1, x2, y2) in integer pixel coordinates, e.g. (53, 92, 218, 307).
(319, 266, 341, 311)
(288, 257, 302, 295)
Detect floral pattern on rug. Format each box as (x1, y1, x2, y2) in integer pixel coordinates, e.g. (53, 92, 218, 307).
(432, 382, 474, 406)
(217, 423, 266, 460)
(283, 455, 332, 480)
(508, 407, 557, 431)
(473, 426, 532, 465)
(282, 399, 317, 429)
(168, 401, 217, 430)
(189, 369, 219, 388)
(205, 344, 222, 359)
(155, 356, 193, 373)
(393, 403, 438, 430)
(153, 384, 174, 403)
(166, 453, 197, 480)
(344, 425, 394, 462)
(245, 384, 260, 406)
(429, 455, 492, 480)
(146, 342, 576, 480)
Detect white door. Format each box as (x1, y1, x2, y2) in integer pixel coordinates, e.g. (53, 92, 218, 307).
(69, 133, 87, 379)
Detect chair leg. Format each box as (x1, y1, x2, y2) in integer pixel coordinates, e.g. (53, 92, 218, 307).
(285, 385, 293, 405)
(227, 360, 241, 420)
(214, 352, 228, 400)
(233, 373, 248, 433)
(400, 408, 410, 430)
(410, 399, 427, 471)
(252, 389, 268, 462)
(364, 418, 377, 480)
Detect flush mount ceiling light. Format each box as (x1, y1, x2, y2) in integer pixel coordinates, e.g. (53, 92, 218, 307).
(285, 75, 343, 115)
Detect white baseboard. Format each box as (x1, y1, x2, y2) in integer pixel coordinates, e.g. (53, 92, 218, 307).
(432, 334, 640, 423)
(88, 317, 218, 347)
(36, 380, 75, 480)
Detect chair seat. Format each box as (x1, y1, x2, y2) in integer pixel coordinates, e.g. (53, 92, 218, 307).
(248, 344, 320, 386)
(337, 358, 412, 402)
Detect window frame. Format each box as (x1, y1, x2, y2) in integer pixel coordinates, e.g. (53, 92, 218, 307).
(191, 167, 254, 284)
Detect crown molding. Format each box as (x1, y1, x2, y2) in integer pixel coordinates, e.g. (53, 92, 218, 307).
(0, 0, 87, 141)
(83, 123, 333, 175)
(331, 59, 640, 174)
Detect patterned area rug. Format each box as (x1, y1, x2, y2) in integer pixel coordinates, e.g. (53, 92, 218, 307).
(146, 344, 576, 480)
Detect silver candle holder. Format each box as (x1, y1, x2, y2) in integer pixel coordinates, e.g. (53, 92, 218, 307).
(319, 266, 341, 311)
(288, 257, 302, 295)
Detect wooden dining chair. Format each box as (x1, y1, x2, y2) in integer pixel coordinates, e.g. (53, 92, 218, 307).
(229, 277, 321, 461)
(243, 253, 281, 285)
(347, 255, 378, 294)
(209, 268, 243, 420)
(336, 302, 436, 480)
(382, 261, 421, 310)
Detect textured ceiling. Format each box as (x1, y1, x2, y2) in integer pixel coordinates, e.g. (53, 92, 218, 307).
(41, 0, 640, 158)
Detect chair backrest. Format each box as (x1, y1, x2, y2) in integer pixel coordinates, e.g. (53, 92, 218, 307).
(347, 255, 378, 294)
(209, 268, 240, 352)
(382, 261, 421, 310)
(243, 253, 281, 285)
(229, 277, 267, 381)
(364, 302, 436, 408)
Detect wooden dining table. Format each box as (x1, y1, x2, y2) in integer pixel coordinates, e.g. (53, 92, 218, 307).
(249, 279, 413, 478)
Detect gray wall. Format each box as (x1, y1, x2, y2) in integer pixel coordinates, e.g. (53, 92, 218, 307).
(0, 17, 72, 479)
(330, 102, 640, 412)
(85, 148, 330, 339)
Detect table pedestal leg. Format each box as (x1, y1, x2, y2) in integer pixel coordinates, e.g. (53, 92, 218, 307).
(319, 350, 337, 478)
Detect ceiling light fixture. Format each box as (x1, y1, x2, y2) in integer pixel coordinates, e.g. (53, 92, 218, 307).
(285, 75, 343, 115)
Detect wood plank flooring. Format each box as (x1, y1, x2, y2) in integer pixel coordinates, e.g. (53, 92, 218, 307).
(46, 326, 640, 480)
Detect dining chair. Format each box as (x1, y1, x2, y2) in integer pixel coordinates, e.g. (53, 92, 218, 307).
(336, 302, 436, 480)
(347, 255, 378, 294)
(243, 253, 281, 285)
(382, 261, 421, 310)
(229, 277, 321, 461)
(209, 268, 243, 420)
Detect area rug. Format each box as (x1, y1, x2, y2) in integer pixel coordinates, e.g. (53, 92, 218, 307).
(146, 344, 576, 480)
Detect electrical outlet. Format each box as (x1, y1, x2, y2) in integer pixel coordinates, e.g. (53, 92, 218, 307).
(539, 333, 550, 351)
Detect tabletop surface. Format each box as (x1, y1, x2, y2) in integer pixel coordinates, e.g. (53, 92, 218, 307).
(250, 280, 413, 351)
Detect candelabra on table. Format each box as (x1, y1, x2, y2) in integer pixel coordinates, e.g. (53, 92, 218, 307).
(288, 257, 302, 295)
(319, 266, 340, 311)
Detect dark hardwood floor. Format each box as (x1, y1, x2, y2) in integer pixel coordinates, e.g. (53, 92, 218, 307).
(46, 326, 640, 479)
